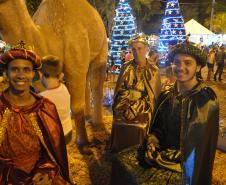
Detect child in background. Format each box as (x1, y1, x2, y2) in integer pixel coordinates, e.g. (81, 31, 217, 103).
(39, 55, 72, 144)
(148, 49, 159, 66)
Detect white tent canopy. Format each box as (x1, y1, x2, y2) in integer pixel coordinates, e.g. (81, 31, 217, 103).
(183, 19, 222, 45)
(185, 19, 214, 35)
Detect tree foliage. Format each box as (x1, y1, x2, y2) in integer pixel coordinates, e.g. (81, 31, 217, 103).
(88, 0, 164, 35)
(205, 12, 226, 33)
(204, 1, 226, 33)
(88, 0, 115, 37)
(130, 0, 163, 34)
(180, 0, 226, 32)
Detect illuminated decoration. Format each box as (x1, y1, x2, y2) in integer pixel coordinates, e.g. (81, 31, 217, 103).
(0, 40, 6, 50)
(0, 40, 12, 52)
(109, 0, 136, 73)
(158, 0, 186, 53)
(148, 35, 159, 47)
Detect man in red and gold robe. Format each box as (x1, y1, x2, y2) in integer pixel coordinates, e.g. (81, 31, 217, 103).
(0, 43, 71, 184)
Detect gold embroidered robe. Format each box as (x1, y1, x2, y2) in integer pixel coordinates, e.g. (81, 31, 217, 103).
(111, 60, 161, 152)
(0, 91, 71, 185)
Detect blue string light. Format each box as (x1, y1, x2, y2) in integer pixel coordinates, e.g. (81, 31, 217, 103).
(158, 0, 186, 53)
(109, 0, 137, 73)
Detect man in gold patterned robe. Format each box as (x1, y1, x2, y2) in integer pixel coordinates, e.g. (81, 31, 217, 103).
(110, 34, 161, 152)
(0, 44, 71, 184)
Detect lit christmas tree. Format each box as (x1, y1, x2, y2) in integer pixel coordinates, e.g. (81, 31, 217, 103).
(158, 0, 186, 53)
(109, 0, 137, 72)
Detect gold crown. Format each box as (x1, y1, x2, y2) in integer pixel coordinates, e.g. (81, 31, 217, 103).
(12, 40, 34, 51)
(128, 33, 148, 46)
(0, 40, 35, 53)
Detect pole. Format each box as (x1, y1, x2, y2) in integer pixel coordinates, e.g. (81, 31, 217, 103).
(210, 0, 215, 32)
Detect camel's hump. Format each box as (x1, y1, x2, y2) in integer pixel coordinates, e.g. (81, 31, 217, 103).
(33, 0, 102, 26)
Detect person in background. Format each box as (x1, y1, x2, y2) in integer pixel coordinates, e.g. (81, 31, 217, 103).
(39, 55, 73, 144)
(0, 44, 71, 184)
(214, 45, 226, 81)
(110, 34, 161, 152)
(144, 42, 219, 185)
(185, 33, 191, 43)
(196, 46, 208, 80)
(125, 49, 134, 62)
(148, 49, 159, 66)
(207, 48, 216, 81)
(108, 55, 118, 82)
(120, 50, 126, 65)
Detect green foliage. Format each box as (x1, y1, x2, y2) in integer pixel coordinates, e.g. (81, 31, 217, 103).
(130, 0, 163, 34)
(205, 12, 226, 33)
(180, 0, 226, 33)
(88, 0, 163, 35)
(88, 0, 115, 37)
(24, 0, 226, 35)
(207, 1, 226, 33)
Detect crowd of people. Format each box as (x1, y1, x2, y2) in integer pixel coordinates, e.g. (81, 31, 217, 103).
(106, 43, 226, 107)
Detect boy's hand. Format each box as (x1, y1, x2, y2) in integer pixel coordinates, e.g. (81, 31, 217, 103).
(146, 143, 156, 160)
(124, 109, 136, 120)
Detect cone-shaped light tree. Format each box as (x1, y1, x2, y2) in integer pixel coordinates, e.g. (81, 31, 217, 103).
(109, 0, 137, 72)
(158, 0, 186, 53)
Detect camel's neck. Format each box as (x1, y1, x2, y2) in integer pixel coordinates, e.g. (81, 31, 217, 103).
(0, 0, 38, 45)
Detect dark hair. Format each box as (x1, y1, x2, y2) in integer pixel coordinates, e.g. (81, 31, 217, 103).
(167, 42, 207, 67)
(41, 55, 62, 78)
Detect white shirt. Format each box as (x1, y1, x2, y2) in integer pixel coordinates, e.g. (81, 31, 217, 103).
(39, 83, 72, 136)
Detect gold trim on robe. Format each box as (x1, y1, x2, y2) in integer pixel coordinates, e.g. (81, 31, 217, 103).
(0, 108, 11, 145)
(0, 108, 56, 164)
(111, 60, 162, 152)
(29, 113, 56, 164)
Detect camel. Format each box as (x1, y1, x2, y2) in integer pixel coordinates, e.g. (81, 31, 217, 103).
(0, 0, 108, 151)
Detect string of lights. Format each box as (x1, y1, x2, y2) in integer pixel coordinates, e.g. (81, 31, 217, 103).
(109, 0, 137, 72)
(157, 0, 186, 53)
(153, 0, 226, 8)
